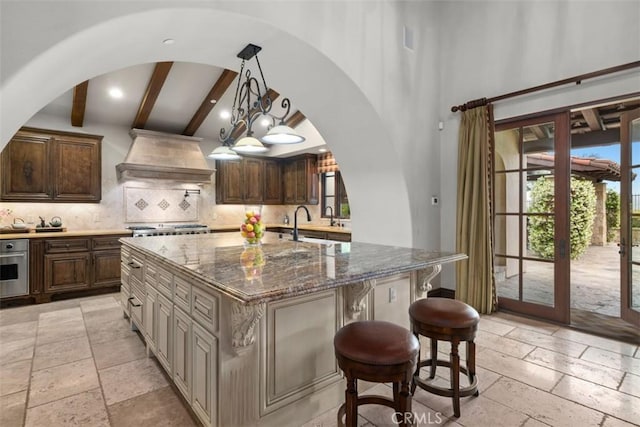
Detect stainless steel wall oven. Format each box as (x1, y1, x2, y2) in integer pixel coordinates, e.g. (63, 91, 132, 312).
(0, 239, 29, 298)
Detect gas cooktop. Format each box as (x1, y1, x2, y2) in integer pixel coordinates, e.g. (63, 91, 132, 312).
(127, 224, 210, 236)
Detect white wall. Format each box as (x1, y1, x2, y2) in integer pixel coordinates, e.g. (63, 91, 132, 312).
(1, 1, 637, 290)
(437, 0, 640, 288)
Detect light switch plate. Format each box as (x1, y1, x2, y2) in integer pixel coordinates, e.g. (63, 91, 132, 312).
(431, 196, 439, 206)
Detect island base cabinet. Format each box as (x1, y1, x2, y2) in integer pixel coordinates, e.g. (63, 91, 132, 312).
(173, 306, 192, 403)
(156, 293, 173, 374)
(192, 322, 217, 427)
(144, 285, 158, 355)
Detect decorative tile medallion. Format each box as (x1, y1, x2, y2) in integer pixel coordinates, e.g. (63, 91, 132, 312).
(158, 199, 170, 210)
(135, 199, 149, 211)
(179, 200, 191, 211)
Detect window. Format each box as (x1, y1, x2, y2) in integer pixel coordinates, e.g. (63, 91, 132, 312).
(321, 171, 350, 219)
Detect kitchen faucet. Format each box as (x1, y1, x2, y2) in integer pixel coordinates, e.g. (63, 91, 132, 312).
(325, 206, 336, 227)
(292, 205, 312, 242)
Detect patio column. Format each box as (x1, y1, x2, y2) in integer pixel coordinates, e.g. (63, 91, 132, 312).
(591, 182, 607, 246)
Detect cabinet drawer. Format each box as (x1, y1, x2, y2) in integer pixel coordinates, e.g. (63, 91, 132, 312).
(192, 286, 218, 334)
(92, 236, 123, 251)
(45, 238, 91, 253)
(128, 254, 144, 282)
(121, 246, 131, 263)
(129, 284, 144, 332)
(174, 275, 191, 313)
(120, 283, 131, 316)
(157, 267, 173, 299)
(145, 262, 158, 286)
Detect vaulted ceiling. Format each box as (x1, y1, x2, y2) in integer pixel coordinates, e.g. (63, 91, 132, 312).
(37, 61, 322, 156)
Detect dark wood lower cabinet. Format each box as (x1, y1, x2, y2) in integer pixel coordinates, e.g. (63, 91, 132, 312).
(1, 233, 129, 306)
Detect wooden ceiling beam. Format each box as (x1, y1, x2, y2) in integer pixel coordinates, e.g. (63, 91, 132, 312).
(132, 61, 173, 129)
(285, 110, 306, 128)
(183, 69, 238, 136)
(530, 125, 547, 139)
(230, 88, 280, 140)
(581, 108, 603, 131)
(71, 80, 89, 127)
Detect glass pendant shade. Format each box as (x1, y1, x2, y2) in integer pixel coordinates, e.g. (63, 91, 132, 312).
(232, 136, 268, 153)
(208, 145, 241, 160)
(260, 125, 306, 144)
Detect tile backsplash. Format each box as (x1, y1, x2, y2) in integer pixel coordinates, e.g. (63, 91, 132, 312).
(124, 186, 199, 223)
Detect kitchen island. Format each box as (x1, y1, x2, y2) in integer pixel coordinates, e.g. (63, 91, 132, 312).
(119, 232, 465, 427)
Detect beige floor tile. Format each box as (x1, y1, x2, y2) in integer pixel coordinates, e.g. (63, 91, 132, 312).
(0, 320, 38, 343)
(302, 404, 369, 427)
(619, 372, 640, 398)
(25, 388, 109, 427)
(28, 357, 99, 407)
(454, 395, 529, 426)
(506, 327, 588, 358)
(38, 306, 83, 322)
(483, 377, 604, 426)
(602, 414, 640, 427)
(108, 386, 198, 427)
(580, 346, 640, 374)
(36, 317, 86, 346)
(635, 347, 639, 358)
(552, 329, 637, 357)
(476, 330, 535, 359)
(80, 296, 120, 314)
(99, 357, 168, 405)
(488, 312, 560, 335)
(524, 347, 624, 389)
(521, 418, 551, 427)
(477, 317, 516, 336)
(92, 335, 147, 370)
(477, 349, 563, 391)
(0, 305, 41, 327)
(553, 375, 640, 425)
(0, 390, 26, 427)
(0, 336, 35, 365)
(85, 307, 138, 345)
(33, 335, 92, 371)
(0, 359, 31, 396)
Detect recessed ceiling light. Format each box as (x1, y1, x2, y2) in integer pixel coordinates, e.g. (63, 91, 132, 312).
(209, 99, 217, 104)
(318, 148, 327, 153)
(219, 110, 231, 119)
(108, 87, 123, 99)
(162, 38, 175, 45)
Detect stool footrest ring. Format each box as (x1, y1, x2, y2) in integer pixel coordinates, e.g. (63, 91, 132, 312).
(413, 358, 478, 397)
(337, 395, 400, 427)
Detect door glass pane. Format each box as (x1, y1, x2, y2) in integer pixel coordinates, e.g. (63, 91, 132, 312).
(633, 263, 640, 310)
(495, 215, 521, 257)
(526, 214, 554, 260)
(494, 172, 523, 214)
(494, 255, 519, 300)
(631, 117, 640, 312)
(522, 260, 554, 306)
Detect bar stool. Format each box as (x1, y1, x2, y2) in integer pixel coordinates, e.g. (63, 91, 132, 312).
(334, 320, 419, 427)
(409, 298, 479, 417)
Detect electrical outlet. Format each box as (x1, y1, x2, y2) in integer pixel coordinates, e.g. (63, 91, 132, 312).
(389, 287, 397, 303)
(431, 196, 439, 206)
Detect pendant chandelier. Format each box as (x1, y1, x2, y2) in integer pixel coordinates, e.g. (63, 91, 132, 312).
(209, 44, 305, 160)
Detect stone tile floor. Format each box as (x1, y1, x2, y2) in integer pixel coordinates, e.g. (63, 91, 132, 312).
(1, 294, 639, 426)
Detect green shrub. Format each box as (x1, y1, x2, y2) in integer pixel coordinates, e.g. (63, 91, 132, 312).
(605, 190, 620, 242)
(528, 176, 596, 260)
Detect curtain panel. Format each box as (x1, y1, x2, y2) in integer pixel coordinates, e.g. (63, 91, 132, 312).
(455, 105, 497, 313)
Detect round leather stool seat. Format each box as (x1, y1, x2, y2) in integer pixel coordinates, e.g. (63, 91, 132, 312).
(409, 298, 480, 418)
(334, 321, 419, 427)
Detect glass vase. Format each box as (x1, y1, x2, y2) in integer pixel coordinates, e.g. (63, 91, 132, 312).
(240, 205, 264, 246)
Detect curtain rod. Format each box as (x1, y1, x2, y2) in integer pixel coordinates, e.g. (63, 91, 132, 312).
(450, 61, 640, 112)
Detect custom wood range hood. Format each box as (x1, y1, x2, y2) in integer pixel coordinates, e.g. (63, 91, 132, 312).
(116, 129, 214, 183)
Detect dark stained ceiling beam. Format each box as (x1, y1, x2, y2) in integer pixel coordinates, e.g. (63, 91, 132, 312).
(230, 88, 280, 140)
(581, 108, 603, 131)
(523, 128, 620, 153)
(71, 80, 89, 127)
(183, 69, 238, 136)
(530, 126, 547, 139)
(285, 110, 306, 128)
(132, 61, 173, 129)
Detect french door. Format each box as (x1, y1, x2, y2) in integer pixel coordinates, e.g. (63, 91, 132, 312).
(493, 112, 571, 323)
(620, 108, 640, 326)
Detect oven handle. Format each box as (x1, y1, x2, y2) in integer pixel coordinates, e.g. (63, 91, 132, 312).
(0, 253, 26, 259)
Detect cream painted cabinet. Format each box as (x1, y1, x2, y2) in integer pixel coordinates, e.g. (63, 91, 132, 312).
(144, 285, 158, 354)
(173, 306, 192, 403)
(156, 292, 173, 374)
(192, 322, 217, 427)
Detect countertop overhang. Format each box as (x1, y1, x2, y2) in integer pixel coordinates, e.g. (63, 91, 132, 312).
(120, 232, 466, 305)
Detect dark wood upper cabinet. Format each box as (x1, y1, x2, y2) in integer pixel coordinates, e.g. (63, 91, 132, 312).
(1, 127, 102, 203)
(216, 156, 284, 205)
(282, 154, 318, 205)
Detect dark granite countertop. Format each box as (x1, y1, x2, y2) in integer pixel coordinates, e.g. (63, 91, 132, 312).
(120, 232, 466, 305)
